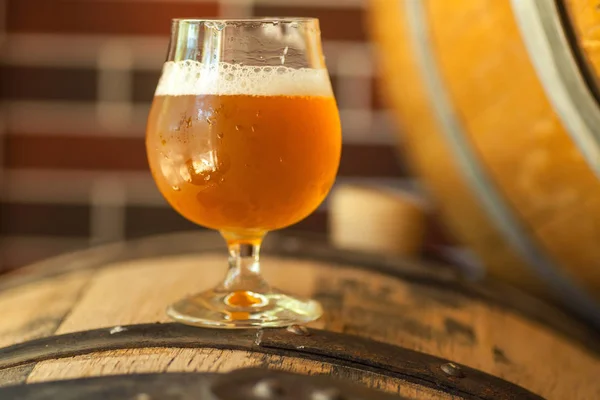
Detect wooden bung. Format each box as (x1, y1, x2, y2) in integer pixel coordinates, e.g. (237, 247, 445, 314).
(329, 184, 427, 256)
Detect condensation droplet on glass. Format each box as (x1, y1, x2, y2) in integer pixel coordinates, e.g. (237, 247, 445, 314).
(280, 46, 289, 65)
(256, 111, 261, 118)
(251, 125, 256, 132)
(235, 125, 241, 131)
(172, 185, 181, 191)
(279, 157, 283, 163)
(244, 163, 250, 168)
(219, 176, 225, 183)
(217, 132, 224, 139)
(204, 174, 211, 181)
(206, 116, 213, 125)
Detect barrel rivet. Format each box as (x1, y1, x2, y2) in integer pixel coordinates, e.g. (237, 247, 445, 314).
(252, 379, 284, 398)
(441, 362, 465, 378)
(311, 388, 344, 400)
(286, 324, 310, 336)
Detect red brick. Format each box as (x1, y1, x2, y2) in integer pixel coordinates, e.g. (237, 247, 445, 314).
(7, 0, 219, 36)
(5, 135, 147, 171)
(1, 202, 90, 237)
(1, 65, 96, 102)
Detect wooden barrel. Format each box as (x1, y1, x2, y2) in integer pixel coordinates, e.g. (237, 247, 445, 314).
(0, 370, 404, 400)
(0, 232, 599, 399)
(367, 0, 600, 328)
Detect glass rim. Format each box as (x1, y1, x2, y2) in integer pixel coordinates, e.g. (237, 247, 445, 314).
(171, 17, 319, 24)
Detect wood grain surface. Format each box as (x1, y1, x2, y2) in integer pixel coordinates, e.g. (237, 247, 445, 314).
(368, 0, 600, 310)
(564, 0, 600, 90)
(426, 0, 600, 299)
(1, 237, 598, 400)
(367, 0, 540, 296)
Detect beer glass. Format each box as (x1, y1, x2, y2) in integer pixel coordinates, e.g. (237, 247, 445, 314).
(146, 18, 341, 328)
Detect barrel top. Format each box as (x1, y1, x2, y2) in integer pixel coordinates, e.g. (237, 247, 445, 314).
(1, 231, 599, 399)
(1, 231, 597, 348)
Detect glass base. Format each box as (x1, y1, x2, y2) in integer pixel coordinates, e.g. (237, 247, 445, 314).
(167, 288, 323, 329)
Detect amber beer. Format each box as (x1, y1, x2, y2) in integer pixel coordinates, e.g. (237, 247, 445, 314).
(146, 61, 341, 240)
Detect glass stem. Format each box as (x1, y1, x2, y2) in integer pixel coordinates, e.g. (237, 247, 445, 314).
(219, 241, 271, 294)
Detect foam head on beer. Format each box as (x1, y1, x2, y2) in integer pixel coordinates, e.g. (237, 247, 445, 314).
(155, 60, 334, 98)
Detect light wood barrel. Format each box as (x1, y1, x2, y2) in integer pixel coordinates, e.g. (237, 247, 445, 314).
(368, 0, 600, 328)
(0, 232, 599, 399)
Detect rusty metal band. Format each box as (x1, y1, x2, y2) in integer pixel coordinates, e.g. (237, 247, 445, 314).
(0, 323, 542, 400)
(402, 0, 600, 330)
(511, 0, 600, 178)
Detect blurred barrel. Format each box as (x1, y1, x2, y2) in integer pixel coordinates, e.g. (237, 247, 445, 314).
(1, 232, 599, 398)
(368, 0, 600, 328)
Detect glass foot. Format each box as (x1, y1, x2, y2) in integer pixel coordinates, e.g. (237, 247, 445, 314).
(167, 288, 323, 329)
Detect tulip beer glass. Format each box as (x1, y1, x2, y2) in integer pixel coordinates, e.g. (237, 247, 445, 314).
(146, 18, 341, 328)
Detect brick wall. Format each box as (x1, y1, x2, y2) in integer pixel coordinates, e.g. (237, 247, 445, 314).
(0, 0, 408, 270)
